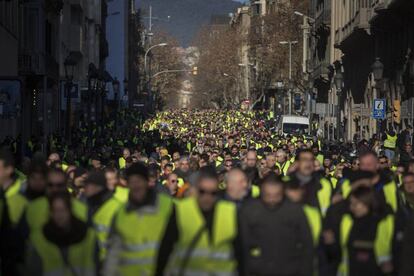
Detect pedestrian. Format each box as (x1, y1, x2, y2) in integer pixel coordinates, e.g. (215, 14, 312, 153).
(240, 173, 315, 276)
(104, 162, 173, 276)
(24, 193, 98, 276)
(222, 168, 249, 208)
(83, 171, 122, 260)
(155, 167, 242, 275)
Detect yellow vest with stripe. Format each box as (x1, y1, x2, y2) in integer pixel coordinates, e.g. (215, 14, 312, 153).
(318, 178, 332, 217)
(114, 193, 173, 276)
(167, 197, 237, 276)
(92, 197, 122, 260)
(338, 214, 394, 276)
(29, 228, 96, 276)
(303, 205, 322, 246)
(384, 134, 397, 149)
(7, 192, 29, 226)
(26, 197, 87, 231)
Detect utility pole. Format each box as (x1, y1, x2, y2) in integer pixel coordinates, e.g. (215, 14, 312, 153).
(280, 41, 298, 115)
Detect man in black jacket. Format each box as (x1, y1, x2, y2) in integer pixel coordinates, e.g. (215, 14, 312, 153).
(240, 173, 314, 276)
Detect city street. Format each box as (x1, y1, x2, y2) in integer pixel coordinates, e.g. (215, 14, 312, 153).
(1, 0, 414, 276)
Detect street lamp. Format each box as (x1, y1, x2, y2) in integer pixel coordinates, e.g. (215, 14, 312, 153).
(87, 63, 98, 140)
(334, 70, 344, 141)
(280, 40, 298, 115)
(371, 57, 384, 81)
(144, 43, 168, 75)
(64, 56, 76, 143)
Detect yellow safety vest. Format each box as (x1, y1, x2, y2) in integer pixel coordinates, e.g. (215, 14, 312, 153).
(167, 197, 237, 276)
(119, 157, 126, 169)
(114, 193, 173, 276)
(303, 205, 322, 247)
(92, 197, 122, 260)
(384, 134, 397, 149)
(318, 178, 332, 217)
(7, 192, 28, 226)
(276, 161, 291, 176)
(25, 197, 87, 231)
(251, 184, 261, 198)
(338, 214, 394, 276)
(114, 186, 129, 203)
(341, 180, 398, 212)
(28, 228, 96, 276)
(5, 177, 24, 199)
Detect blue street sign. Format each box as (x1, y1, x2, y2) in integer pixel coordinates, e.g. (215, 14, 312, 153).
(373, 99, 386, 120)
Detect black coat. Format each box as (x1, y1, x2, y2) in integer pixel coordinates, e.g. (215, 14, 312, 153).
(240, 199, 314, 276)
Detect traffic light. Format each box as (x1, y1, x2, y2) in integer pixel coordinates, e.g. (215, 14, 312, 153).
(192, 67, 198, 76)
(393, 100, 401, 125)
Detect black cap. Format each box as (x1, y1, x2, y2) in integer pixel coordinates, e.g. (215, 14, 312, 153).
(125, 162, 149, 181)
(84, 171, 107, 188)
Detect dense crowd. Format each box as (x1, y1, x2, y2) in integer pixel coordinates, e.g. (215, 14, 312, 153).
(0, 109, 414, 276)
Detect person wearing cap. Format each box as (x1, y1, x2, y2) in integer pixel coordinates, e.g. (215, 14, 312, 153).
(83, 171, 122, 260)
(104, 163, 173, 276)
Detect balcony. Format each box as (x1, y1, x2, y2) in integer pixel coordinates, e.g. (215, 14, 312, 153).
(19, 52, 45, 75)
(69, 24, 84, 56)
(335, 8, 373, 47)
(69, 0, 83, 10)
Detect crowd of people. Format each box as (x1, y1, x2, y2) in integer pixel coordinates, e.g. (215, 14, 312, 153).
(0, 109, 413, 276)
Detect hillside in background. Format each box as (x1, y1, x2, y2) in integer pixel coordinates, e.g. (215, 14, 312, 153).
(138, 0, 241, 46)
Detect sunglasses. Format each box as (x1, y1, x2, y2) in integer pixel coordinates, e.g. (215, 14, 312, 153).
(199, 188, 219, 196)
(171, 179, 178, 183)
(48, 182, 66, 188)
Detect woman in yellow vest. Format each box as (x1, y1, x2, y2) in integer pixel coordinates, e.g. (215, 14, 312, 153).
(335, 187, 394, 276)
(24, 193, 98, 276)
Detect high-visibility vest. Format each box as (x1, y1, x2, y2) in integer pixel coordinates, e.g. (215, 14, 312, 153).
(28, 228, 96, 276)
(119, 157, 126, 169)
(7, 192, 28, 226)
(26, 197, 87, 231)
(341, 180, 398, 212)
(316, 154, 324, 165)
(338, 214, 394, 276)
(276, 161, 291, 176)
(114, 186, 129, 203)
(251, 184, 260, 198)
(92, 197, 122, 260)
(167, 197, 237, 276)
(5, 177, 24, 199)
(318, 178, 332, 217)
(114, 193, 173, 276)
(384, 134, 397, 149)
(303, 205, 322, 247)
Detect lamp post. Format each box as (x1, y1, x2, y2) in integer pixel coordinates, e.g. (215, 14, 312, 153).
(280, 40, 298, 115)
(87, 63, 98, 145)
(334, 70, 344, 141)
(64, 56, 76, 143)
(144, 43, 168, 76)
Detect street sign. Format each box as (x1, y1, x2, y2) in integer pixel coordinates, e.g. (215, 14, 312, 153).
(373, 99, 386, 120)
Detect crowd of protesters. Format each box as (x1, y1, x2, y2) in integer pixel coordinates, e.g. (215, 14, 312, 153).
(0, 109, 413, 276)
